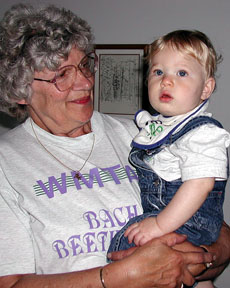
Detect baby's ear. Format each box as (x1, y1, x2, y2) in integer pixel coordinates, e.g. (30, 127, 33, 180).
(201, 77, 215, 100)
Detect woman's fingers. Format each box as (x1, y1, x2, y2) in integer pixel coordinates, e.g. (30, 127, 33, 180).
(108, 232, 187, 261)
(108, 233, 214, 288)
(107, 246, 137, 261)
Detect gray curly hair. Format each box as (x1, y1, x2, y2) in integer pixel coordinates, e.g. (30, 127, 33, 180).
(0, 3, 94, 121)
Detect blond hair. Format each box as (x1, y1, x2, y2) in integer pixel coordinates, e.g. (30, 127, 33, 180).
(146, 30, 222, 80)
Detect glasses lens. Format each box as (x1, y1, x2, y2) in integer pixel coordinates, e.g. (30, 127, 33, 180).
(55, 66, 75, 91)
(54, 52, 98, 91)
(79, 52, 98, 78)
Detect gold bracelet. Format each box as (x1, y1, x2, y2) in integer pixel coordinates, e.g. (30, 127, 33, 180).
(100, 267, 107, 288)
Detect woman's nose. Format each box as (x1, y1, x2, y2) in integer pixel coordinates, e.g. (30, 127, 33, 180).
(72, 71, 94, 91)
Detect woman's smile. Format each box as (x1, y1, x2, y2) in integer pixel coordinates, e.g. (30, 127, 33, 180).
(69, 95, 91, 105)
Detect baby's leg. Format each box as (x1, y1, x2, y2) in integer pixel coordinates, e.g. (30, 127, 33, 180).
(195, 280, 214, 288)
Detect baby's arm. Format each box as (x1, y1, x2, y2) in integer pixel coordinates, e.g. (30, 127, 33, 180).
(125, 177, 215, 246)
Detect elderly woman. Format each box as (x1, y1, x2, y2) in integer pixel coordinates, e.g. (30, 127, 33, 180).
(0, 4, 229, 288)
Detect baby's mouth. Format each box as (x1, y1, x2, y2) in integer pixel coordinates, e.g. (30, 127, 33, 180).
(160, 92, 173, 102)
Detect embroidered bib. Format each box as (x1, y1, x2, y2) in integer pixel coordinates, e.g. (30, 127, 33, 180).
(132, 100, 211, 149)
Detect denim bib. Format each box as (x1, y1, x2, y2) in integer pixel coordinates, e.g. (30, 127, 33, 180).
(129, 116, 227, 246)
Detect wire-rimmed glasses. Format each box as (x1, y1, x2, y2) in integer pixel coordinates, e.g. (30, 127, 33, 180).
(34, 52, 98, 92)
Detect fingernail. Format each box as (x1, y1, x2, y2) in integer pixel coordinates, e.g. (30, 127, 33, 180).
(107, 253, 111, 259)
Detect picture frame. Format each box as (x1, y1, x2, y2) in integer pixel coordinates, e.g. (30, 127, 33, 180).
(94, 44, 146, 118)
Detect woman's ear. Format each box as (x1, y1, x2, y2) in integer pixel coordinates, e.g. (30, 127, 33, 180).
(17, 99, 28, 105)
(201, 77, 215, 100)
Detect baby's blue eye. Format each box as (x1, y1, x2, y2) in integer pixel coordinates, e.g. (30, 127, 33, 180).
(178, 70, 188, 77)
(154, 69, 163, 76)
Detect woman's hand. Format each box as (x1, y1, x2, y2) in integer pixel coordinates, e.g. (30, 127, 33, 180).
(196, 221, 230, 281)
(107, 232, 213, 287)
(0, 232, 215, 288)
(173, 222, 230, 280)
(173, 240, 211, 277)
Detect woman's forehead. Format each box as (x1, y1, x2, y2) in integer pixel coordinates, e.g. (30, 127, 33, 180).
(35, 47, 86, 75)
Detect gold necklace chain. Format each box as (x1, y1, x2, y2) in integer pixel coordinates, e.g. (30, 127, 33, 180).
(30, 118, 95, 179)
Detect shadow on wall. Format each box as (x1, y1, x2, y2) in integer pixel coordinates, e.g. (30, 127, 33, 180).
(0, 112, 19, 129)
(141, 67, 156, 115)
(142, 89, 156, 115)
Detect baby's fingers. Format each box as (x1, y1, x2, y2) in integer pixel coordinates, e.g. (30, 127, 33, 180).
(127, 227, 140, 244)
(124, 223, 139, 237)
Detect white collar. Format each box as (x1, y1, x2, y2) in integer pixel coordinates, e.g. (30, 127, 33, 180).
(132, 100, 210, 149)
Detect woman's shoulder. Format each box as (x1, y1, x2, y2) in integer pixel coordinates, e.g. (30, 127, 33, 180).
(0, 122, 26, 147)
(93, 111, 138, 137)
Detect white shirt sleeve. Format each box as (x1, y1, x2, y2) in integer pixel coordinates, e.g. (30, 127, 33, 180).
(0, 181, 35, 276)
(169, 124, 230, 181)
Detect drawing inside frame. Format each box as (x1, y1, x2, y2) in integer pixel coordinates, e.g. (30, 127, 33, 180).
(94, 45, 146, 117)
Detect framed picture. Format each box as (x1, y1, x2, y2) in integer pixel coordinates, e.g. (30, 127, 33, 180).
(94, 44, 146, 118)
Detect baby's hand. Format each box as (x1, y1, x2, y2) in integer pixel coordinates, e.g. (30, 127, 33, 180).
(124, 217, 164, 246)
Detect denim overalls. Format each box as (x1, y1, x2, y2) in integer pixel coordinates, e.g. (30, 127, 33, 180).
(108, 116, 227, 253)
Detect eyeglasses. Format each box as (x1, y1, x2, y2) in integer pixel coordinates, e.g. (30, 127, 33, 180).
(34, 52, 98, 92)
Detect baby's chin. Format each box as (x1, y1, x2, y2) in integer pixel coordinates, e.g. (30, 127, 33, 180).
(154, 106, 193, 117)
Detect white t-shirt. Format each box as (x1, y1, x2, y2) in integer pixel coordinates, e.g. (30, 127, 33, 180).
(151, 123, 230, 181)
(0, 111, 142, 275)
(134, 102, 230, 181)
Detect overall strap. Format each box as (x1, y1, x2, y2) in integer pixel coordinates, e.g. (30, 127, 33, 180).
(167, 115, 223, 146)
(130, 116, 223, 158)
(129, 116, 226, 172)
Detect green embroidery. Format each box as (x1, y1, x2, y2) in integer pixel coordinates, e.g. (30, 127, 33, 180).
(148, 122, 164, 137)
